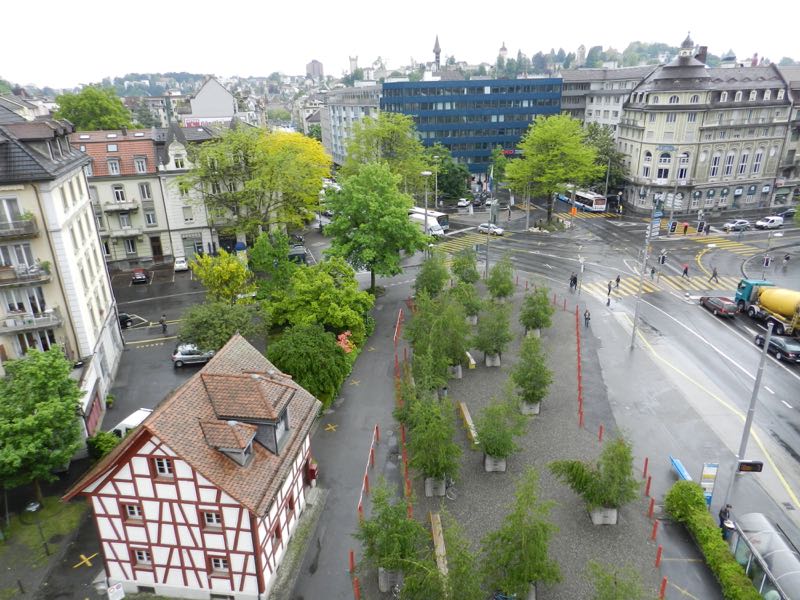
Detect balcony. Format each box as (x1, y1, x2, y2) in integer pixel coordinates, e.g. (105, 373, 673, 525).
(103, 200, 140, 212)
(0, 217, 39, 239)
(108, 228, 142, 238)
(1, 307, 62, 333)
(0, 264, 52, 288)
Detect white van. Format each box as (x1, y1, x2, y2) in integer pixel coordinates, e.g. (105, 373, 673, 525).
(110, 408, 153, 437)
(755, 216, 783, 229)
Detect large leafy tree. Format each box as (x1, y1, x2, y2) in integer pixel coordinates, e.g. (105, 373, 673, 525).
(414, 251, 450, 298)
(181, 128, 331, 238)
(190, 249, 255, 305)
(248, 231, 298, 300)
(325, 163, 426, 292)
(481, 468, 561, 596)
(55, 87, 133, 130)
(506, 114, 602, 222)
(584, 123, 627, 193)
(490, 145, 510, 185)
(426, 144, 469, 201)
(267, 324, 350, 406)
(0, 347, 84, 503)
(269, 257, 374, 345)
(451, 248, 480, 285)
(178, 301, 263, 351)
(341, 112, 427, 194)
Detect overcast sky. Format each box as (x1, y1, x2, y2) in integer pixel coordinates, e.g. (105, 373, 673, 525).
(4, 0, 797, 89)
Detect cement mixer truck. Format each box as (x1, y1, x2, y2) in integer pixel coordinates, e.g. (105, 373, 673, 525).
(735, 279, 800, 337)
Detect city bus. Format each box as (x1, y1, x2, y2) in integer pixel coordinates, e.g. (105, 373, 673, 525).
(556, 189, 608, 213)
(409, 207, 450, 231)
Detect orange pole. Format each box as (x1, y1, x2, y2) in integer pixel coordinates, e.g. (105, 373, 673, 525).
(598, 424, 604, 442)
(364, 473, 369, 495)
(349, 549, 356, 573)
(659, 577, 667, 599)
(648, 497, 655, 519)
(655, 545, 663, 568)
(369, 447, 375, 468)
(353, 576, 361, 600)
(579, 410, 584, 428)
(645, 475, 652, 498)
(375, 424, 380, 444)
(358, 502, 364, 521)
(407, 502, 413, 519)
(401, 425, 406, 444)
(643, 457, 649, 478)
(651, 519, 660, 541)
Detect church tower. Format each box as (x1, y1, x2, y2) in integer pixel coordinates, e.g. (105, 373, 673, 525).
(433, 35, 441, 71)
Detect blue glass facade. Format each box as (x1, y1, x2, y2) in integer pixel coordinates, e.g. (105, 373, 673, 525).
(381, 78, 562, 174)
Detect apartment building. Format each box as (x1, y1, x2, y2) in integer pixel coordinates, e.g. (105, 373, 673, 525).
(0, 109, 122, 441)
(776, 66, 800, 205)
(72, 128, 174, 269)
(617, 35, 791, 215)
(320, 85, 381, 166)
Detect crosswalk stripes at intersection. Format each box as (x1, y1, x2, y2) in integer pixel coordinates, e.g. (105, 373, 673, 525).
(434, 232, 511, 255)
(580, 274, 742, 299)
(690, 236, 760, 256)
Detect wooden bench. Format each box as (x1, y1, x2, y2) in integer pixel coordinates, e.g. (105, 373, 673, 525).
(458, 401, 479, 448)
(669, 455, 692, 481)
(465, 351, 476, 369)
(429, 511, 448, 577)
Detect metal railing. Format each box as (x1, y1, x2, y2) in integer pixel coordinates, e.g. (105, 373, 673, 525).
(0, 218, 38, 238)
(1, 307, 62, 332)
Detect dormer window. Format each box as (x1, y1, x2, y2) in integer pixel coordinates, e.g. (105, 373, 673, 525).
(777, 90, 785, 100)
(734, 91, 743, 103)
(174, 155, 185, 169)
(763, 89, 771, 101)
(749, 90, 757, 101)
(720, 91, 728, 102)
(152, 457, 174, 478)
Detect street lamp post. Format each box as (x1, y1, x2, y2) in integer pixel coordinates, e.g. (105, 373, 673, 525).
(433, 156, 439, 208)
(421, 170, 432, 240)
(630, 189, 656, 350)
(525, 182, 531, 231)
(763, 231, 783, 279)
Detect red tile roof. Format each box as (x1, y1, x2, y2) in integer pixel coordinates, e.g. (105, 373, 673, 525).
(63, 334, 320, 516)
(199, 419, 257, 450)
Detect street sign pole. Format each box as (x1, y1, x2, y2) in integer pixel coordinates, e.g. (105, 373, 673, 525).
(630, 195, 658, 350)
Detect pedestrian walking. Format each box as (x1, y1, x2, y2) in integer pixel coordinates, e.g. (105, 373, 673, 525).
(719, 504, 732, 539)
(584, 309, 591, 327)
(709, 266, 719, 283)
(615, 274, 621, 288)
(650, 266, 656, 280)
(683, 222, 689, 235)
(507, 206, 512, 221)
(159, 314, 167, 334)
(682, 264, 690, 278)
(607, 280, 613, 295)
(568, 273, 576, 291)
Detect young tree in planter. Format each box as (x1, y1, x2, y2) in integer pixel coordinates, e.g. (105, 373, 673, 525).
(481, 467, 561, 597)
(411, 343, 448, 401)
(549, 436, 640, 525)
(432, 294, 470, 379)
(486, 255, 515, 301)
(585, 560, 647, 600)
(441, 511, 484, 600)
(519, 287, 555, 337)
(408, 399, 461, 497)
(414, 251, 450, 298)
(475, 397, 527, 472)
(451, 248, 480, 284)
(510, 336, 553, 415)
(448, 282, 482, 323)
(354, 479, 428, 592)
(473, 302, 513, 366)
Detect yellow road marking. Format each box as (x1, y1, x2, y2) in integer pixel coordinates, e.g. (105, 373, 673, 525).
(624, 314, 800, 507)
(668, 582, 703, 599)
(324, 423, 337, 432)
(349, 379, 360, 386)
(126, 335, 178, 345)
(367, 346, 376, 352)
(73, 552, 98, 568)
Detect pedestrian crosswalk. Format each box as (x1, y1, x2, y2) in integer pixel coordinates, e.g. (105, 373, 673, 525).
(434, 232, 511, 255)
(689, 235, 760, 256)
(580, 275, 742, 299)
(561, 211, 621, 220)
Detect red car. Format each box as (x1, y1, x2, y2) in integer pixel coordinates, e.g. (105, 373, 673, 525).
(699, 296, 737, 317)
(131, 268, 150, 284)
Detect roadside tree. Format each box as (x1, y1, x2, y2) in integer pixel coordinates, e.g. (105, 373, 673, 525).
(181, 128, 331, 238)
(506, 114, 602, 223)
(519, 287, 555, 336)
(190, 249, 255, 305)
(408, 399, 461, 493)
(248, 231, 298, 300)
(511, 336, 553, 414)
(414, 251, 450, 298)
(425, 144, 470, 201)
(55, 87, 133, 130)
(585, 122, 627, 194)
(178, 301, 263, 351)
(486, 255, 514, 300)
(269, 257, 375, 345)
(481, 467, 561, 597)
(451, 248, 480, 284)
(0, 347, 84, 503)
(267, 323, 350, 408)
(325, 162, 426, 292)
(473, 302, 513, 366)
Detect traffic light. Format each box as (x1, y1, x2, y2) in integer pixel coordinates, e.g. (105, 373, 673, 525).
(737, 460, 764, 473)
(698, 220, 706, 232)
(659, 254, 667, 265)
(669, 221, 677, 233)
(763, 256, 771, 268)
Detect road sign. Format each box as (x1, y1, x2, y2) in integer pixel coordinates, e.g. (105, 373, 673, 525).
(700, 462, 719, 506)
(698, 220, 706, 233)
(737, 460, 764, 473)
(653, 211, 663, 218)
(649, 218, 661, 238)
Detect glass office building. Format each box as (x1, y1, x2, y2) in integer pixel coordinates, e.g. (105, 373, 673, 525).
(381, 78, 562, 175)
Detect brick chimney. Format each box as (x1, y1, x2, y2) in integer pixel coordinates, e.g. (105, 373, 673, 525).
(695, 46, 708, 64)
(751, 53, 758, 67)
(121, 126, 128, 136)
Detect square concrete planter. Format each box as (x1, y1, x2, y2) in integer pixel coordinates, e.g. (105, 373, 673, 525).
(483, 454, 507, 472)
(378, 567, 403, 593)
(589, 506, 618, 525)
(526, 328, 541, 338)
(425, 477, 446, 497)
(449, 364, 463, 379)
(485, 353, 501, 367)
(467, 315, 478, 325)
(520, 401, 540, 416)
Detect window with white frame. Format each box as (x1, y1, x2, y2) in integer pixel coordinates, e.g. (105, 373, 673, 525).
(174, 155, 185, 169)
(658, 153, 671, 165)
(738, 152, 750, 175)
(723, 152, 735, 176)
(777, 89, 785, 100)
(690, 94, 700, 104)
(107, 144, 118, 152)
(666, 113, 677, 123)
(734, 91, 743, 102)
(210, 557, 229, 573)
(108, 159, 120, 175)
(211, 181, 221, 195)
(204, 512, 222, 528)
(687, 112, 697, 123)
(134, 157, 147, 174)
(153, 457, 173, 477)
(669, 95, 679, 104)
(709, 153, 721, 177)
(144, 211, 157, 226)
(763, 89, 771, 101)
(125, 504, 143, 520)
(677, 154, 690, 180)
(749, 90, 757, 101)
(119, 212, 131, 228)
(123, 239, 137, 255)
(139, 182, 152, 200)
(102, 240, 111, 256)
(113, 185, 126, 202)
(182, 207, 194, 223)
(649, 113, 656, 122)
(651, 96, 659, 104)
(134, 549, 152, 566)
(85, 162, 93, 177)
(720, 91, 728, 102)
(745, 192, 755, 204)
(752, 149, 764, 174)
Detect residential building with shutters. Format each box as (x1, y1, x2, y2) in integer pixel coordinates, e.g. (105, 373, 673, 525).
(0, 107, 123, 443)
(319, 85, 381, 166)
(71, 129, 174, 269)
(63, 334, 321, 600)
(776, 66, 800, 205)
(617, 35, 791, 215)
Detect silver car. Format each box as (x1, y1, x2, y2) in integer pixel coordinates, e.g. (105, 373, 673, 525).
(478, 223, 505, 235)
(172, 343, 215, 367)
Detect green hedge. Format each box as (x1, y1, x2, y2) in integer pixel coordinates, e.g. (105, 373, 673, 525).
(664, 481, 761, 600)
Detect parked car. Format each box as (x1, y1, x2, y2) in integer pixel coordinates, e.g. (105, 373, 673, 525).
(172, 343, 215, 368)
(477, 223, 505, 235)
(722, 219, 750, 232)
(118, 312, 134, 329)
(457, 198, 470, 207)
(173, 257, 189, 272)
(699, 296, 737, 317)
(777, 208, 796, 220)
(755, 216, 783, 229)
(472, 196, 485, 207)
(753, 334, 800, 363)
(131, 268, 150, 284)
